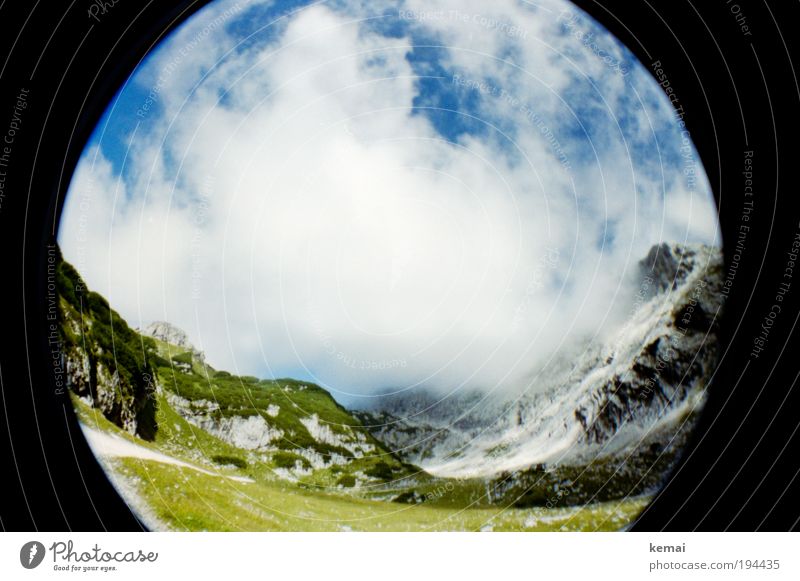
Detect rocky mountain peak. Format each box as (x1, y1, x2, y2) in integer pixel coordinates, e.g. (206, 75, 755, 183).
(640, 242, 717, 294)
(360, 241, 724, 478)
(141, 321, 205, 362)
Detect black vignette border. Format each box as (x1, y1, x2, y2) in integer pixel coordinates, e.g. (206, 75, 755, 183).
(0, 0, 798, 531)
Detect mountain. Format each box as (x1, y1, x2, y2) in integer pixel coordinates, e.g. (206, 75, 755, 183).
(54, 241, 722, 528)
(55, 250, 417, 490)
(140, 321, 206, 363)
(152, 366, 416, 486)
(354, 242, 724, 495)
(56, 251, 158, 439)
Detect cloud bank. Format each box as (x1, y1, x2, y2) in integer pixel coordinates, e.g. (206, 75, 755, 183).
(59, 0, 719, 404)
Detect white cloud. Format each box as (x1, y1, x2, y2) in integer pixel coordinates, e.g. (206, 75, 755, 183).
(59, 0, 719, 404)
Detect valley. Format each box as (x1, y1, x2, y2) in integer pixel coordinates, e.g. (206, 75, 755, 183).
(56, 241, 723, 531)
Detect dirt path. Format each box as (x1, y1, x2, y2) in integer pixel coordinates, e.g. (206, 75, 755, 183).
(80, 425, 254, 483)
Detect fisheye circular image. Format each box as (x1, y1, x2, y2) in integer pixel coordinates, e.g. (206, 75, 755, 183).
(56, 0, 722, 531)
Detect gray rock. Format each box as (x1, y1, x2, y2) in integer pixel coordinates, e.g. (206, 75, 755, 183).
(141, 321, 205, 363)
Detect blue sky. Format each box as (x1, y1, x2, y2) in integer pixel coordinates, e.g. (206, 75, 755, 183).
(91, 0, 684, 193)
(61, 0, 719, 400)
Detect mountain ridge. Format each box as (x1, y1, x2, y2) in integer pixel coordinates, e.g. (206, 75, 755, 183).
(56, 240, 723, 523)
(353, 242, 724, 478)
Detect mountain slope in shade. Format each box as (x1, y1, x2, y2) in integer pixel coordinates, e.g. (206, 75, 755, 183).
(356, 242, 724, 479)
(56, 251, 159, 439)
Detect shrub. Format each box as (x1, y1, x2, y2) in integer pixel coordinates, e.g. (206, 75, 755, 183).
(272, 451, 310, 471)
(365, 461, 394, 481)
(172, 352, 194, 365)
(392, 491, 418, 504)
(210, 455, 247, 469)
(336, 474, 356, 488)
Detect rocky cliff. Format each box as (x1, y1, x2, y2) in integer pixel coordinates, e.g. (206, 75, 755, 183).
(356, 243, 724, 482)
(141, 321, 205, 363)
(56, 252, 158, 439)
